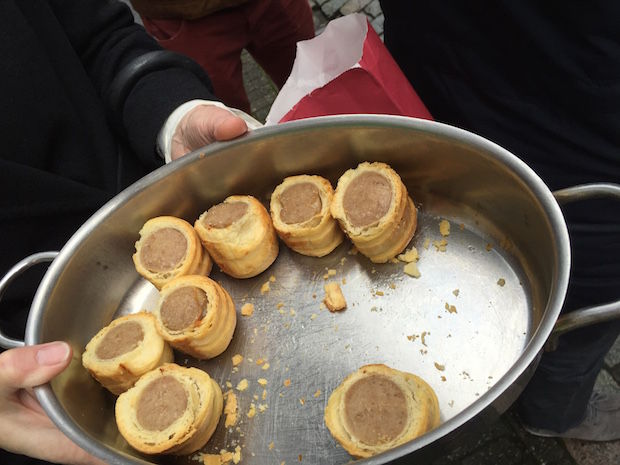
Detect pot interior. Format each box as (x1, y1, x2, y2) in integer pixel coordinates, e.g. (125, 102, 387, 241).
(30, 116, 567, 464)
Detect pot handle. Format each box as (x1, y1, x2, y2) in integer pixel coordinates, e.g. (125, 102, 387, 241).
(0, 251, 59, 350)
(546, 183, 620, 350)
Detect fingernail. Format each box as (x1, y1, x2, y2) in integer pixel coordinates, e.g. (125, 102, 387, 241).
(36, 342, 70, 366)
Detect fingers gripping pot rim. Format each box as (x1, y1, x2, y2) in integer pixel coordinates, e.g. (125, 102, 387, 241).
(330, 162, 418, 263)
(270, 174, 344, 257)
(153, 274, 237, 359)
(133, 216, 212, 289)
(115, 363, 223, 455)
(194, 195, 279, 278)
(81, 311, 174, 395)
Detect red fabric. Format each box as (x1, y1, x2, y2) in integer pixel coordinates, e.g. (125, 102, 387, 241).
(280, 20, 433, 122)
(141, 0, 315, 114)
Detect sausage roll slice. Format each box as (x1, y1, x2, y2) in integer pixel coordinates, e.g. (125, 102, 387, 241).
(133, 216, 212, 289)
(82, 312, 173, 395)
(115, 363, 223, 455)
(324, 364, 440, 459)
(331, 162, 417, 263)
(270, 175, 344, 257)
(194, 195, 278, 278)
(153, 275, 236, 359)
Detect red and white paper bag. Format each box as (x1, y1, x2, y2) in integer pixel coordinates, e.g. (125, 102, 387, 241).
(265, 13, 433, 125)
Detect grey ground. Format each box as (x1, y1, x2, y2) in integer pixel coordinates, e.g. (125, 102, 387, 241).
(124, 0, 620, 463)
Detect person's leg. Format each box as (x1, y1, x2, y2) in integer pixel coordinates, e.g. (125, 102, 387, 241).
(518, 323, 619, 432)
(518, 217, 620, 438)
(141, 13, 252, 113)
(244, 0, 315, 88)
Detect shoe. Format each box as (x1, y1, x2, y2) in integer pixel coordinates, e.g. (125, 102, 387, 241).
(522, 392, 620, 442)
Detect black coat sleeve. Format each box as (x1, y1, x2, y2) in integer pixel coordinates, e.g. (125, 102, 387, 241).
(47, 0, 218, 163)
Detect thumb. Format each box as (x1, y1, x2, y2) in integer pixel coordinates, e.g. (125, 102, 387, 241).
(171, 105, 248, 160)
(0, 342, 72, 395)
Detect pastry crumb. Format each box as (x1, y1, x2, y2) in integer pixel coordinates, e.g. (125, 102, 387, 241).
(439, 219, 451, 236)
(283, 379, 291, 387)
(224, 390, 238, 427)
(445, 302, 457, 314)
(269, 442, 275, 450)
(220, 451, 234, 465)
(434, 362, 446, 371)
(258, 378, 268, 386)
(423, 238, 431, 249)
(323, 282, 347, 312)
(247, 403, 256, 418)
(403, 261, 421, 278)
(241, 302, 254, 316)
(497, 278, 506, 286)
(202, 454, 220, 465)
(433, 239, 448, 252)
(232, 446, 241, 464)
(260, 281, 270, 294)
(232, 354, 243, 366)
(452, 289, 460, 297)
(398, 247, 420, 263)
(262, 362, 270, 370)
(236, 379, 249, 391)
(313, 389, 321, 398)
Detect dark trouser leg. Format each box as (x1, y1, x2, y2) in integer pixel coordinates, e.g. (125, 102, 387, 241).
(518, 214, 620, 432)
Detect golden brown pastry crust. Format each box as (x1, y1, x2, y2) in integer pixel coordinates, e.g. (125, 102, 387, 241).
(153, 275, 237, 359)
(115, 363, 223, 455)
(330, 162, 417, 263)
(194, 195, 279, 278)
(81, 312, 174, 395)
(324, 364, 440, 458)
(270, 175, 344, 257)
(133, 216, 212, 289)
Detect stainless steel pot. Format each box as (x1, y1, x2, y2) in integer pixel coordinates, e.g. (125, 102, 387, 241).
(1, 115, 619, 465)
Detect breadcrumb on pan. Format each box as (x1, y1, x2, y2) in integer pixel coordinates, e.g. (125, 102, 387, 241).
(323, 282, 347, 312)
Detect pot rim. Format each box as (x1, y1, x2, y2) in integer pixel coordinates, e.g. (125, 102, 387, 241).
(28, 114, 571, 464)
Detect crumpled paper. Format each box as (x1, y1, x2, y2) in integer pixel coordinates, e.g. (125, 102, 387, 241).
(265, 13, 432, 125)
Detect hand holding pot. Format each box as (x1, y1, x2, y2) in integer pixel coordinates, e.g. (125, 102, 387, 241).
(170, 104, 249, 161)
(0, 342, 105, 465)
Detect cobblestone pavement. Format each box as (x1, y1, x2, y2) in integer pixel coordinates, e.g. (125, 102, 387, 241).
(121, 1, 620, 463)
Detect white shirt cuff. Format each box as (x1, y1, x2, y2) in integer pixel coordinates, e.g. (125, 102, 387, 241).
(157, 99, 263, 164)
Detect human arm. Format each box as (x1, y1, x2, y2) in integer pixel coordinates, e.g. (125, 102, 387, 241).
(0, 342, 105, 465)
(46, 0, 235, 164)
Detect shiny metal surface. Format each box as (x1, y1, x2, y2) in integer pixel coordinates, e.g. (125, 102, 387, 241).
(0, 251, 58, 349)
(26, 115, 573, 464)
(543, 183, 620, 351)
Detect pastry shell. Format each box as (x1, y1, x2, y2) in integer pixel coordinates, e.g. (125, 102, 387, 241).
(81, 312, 173, 395)
(153, 275, 237, 359)
(324, 364, 440, 458)
(331, 162, 417, 263)
(270, 175, 344, 257)
(194, 195, 279, 278)
(133, 216, 212, 289)
(115, 363, 223, 455)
